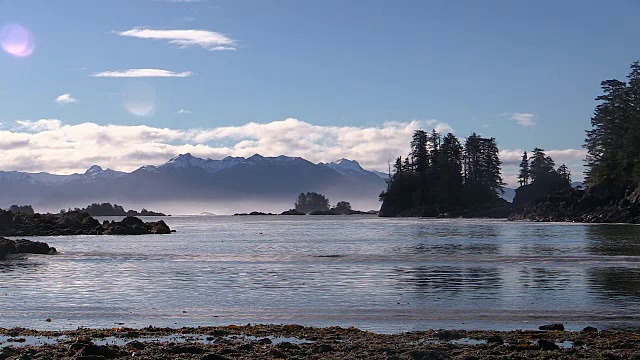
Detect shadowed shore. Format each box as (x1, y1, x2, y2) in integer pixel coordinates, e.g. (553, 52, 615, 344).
(0, 324, 638, 359)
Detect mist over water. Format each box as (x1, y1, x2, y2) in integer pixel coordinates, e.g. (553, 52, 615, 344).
(37, 198, 384, 216)
(1, 216, 639, 333)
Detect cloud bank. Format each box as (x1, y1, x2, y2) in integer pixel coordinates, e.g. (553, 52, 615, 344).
(92, 69, 193, 78)
(0, 118, 584, 185)
(116, 28, 236, 51)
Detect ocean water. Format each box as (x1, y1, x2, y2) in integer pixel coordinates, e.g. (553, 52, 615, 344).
(1, 215, 639, 333)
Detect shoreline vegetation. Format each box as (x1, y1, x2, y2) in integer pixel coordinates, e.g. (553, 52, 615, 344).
(380, 61, 640, 224)
(0, 325, 637, 359)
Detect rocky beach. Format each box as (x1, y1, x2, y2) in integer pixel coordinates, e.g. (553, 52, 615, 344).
(0, 325, 638, 359)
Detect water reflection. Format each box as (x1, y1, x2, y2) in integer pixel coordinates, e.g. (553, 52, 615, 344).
(409, 243, 501, 256)
(586, 225, 640, 256)
(518, 267, 572, 290)
(0, 259, 40, 273)
(587, 267, 640, 300)
(396, 266, 502, 294)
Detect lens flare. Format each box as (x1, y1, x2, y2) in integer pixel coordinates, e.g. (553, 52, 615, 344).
(0, 23, 35, 57)
(122, 82, 156, 117)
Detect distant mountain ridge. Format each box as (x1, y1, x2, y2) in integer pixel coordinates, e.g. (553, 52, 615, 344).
(0, 154, 387, 213)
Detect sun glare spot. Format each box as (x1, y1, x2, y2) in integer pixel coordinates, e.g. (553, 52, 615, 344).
(122, 82, 156, 117)
(0, 23, 35, 58)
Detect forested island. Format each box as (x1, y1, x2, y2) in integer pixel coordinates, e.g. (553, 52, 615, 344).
(62, 203, 167, 217)
(381, 61, 640, 223)
(235, 192, 377, 216)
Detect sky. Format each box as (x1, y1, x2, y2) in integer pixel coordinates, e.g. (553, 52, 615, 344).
(1, 0, 639, 186)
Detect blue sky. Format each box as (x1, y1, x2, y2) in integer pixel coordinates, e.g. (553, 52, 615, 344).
(1, 0, 639, 183)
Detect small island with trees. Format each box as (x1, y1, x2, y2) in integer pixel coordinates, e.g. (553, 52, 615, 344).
(61, 203, 167, 217)
(380, 61, 640, 224)
(235, 192, 377, 216)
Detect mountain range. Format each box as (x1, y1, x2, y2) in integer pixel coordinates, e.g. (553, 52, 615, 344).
(0, 154, 389, 214)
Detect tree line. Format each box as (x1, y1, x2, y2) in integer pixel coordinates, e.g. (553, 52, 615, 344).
(379, 130, 505, 216)
(584, 61, 640, 185)
(60, 203, 166, 217)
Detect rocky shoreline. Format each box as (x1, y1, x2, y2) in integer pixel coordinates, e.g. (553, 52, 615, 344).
(0, 237, 57, 259)
(508, 183, 640, 223)
(0, 324, 638, 359)
(0, 210, 172, 237)
(379, 182, 640, 224)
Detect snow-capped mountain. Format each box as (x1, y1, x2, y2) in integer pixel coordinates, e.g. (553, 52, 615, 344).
(0, 154, 387, 212)
(318, 158, 381, 177)
(0, 165, 124, 185)
(81, 165, 126, 182)
(142, 153, 245, 174)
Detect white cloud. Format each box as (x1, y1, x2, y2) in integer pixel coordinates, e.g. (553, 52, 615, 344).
(55, 93, 78, 104)
(91, 69, 193, 78)
(115, 28, 236, 51)
(178, 109, 192, 115)
(15, 119, 63, 132)
(0, 118, 585, 186)
(0, 118, 452, 174)
(509, 113, 536, 127)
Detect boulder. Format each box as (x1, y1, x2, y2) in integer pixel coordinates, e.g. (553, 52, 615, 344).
(539, 323, 564, 331)
(0, 238, 18, 259)
(538, 339, 559, 350)
(13, 239, 57, 255)
(0, 237, 56, 259)
(149, 220, 171, 234)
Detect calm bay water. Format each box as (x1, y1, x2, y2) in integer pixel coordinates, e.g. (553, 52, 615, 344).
(1, 216, 639, 333)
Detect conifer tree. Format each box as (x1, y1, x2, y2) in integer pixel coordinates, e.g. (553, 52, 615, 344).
(518, 151, 530, 186)
(411, 130, 429, 175)
(557, 164, 571, 183)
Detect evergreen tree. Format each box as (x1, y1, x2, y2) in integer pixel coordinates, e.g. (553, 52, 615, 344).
(411, 130, 429, 175)
(463, 133, 482, 185)
(393, 156, 403, 177)
(530, 148, 555, 182)
(439, 133, 464, 202)
(557, 164, 571, 183)
(584, 79, 628, 184)
(479, 137, 505, 195)
(518, 151, 530, 186)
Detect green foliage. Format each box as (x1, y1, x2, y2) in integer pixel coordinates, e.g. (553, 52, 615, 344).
(294, 192, 330, 214)
(380, 130, 505, 216)
(585, 61, 640, 185)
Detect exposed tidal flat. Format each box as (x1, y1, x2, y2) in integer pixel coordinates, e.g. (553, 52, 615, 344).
(1, 216, 639, 357)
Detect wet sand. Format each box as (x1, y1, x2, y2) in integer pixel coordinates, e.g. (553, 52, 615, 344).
(0, 324, 638, 359)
